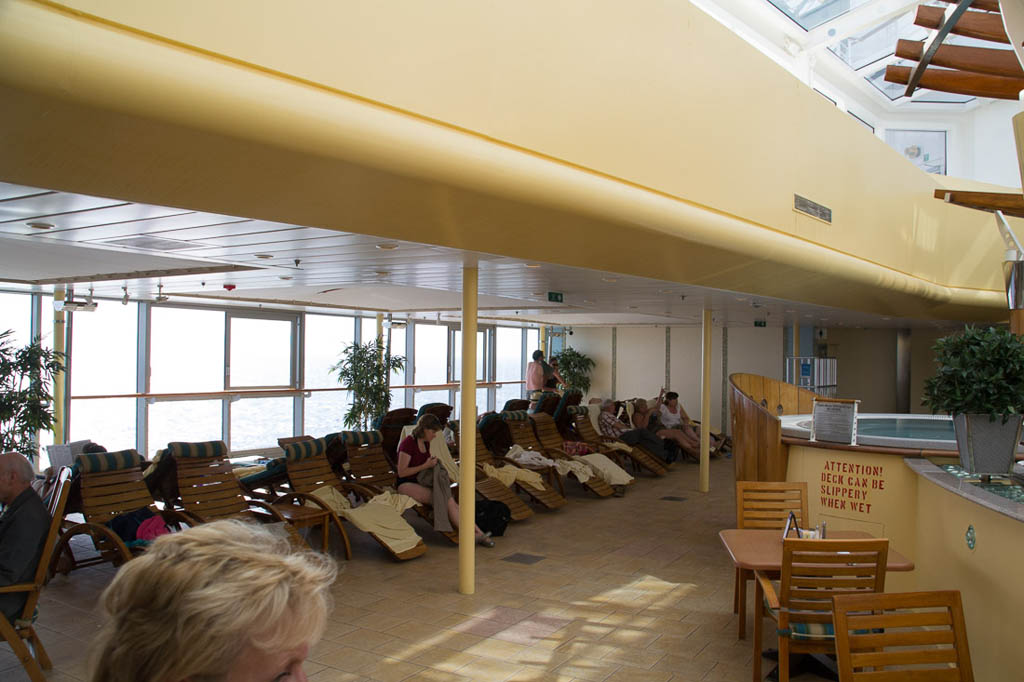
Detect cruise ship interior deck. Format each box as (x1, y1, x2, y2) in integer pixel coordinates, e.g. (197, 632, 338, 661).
(2, 0, 1024, 680)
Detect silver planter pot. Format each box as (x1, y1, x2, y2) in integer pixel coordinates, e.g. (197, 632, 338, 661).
(952, 413, 1024, 475)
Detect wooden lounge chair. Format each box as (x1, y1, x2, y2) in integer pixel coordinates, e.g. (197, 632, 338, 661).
(734, 481, 808, 639)
(51, 449, 191, 574)
(475, 414, 567, 510)
(234, 454, 289, 502)
(417, 402, 453, 426)
(1, 467, 71, 682)
(753, 538, 889, 682)
(500, 410, 566, 496)
(501, 398, 530, 412)
(832, 590, 974, 681)
(446, 420, 533, 521)
(342, 430, 459, 544)
(277, 435, 426, 561)
(163, 440, 333, 551)
(568, 405, 668, 477)
(531, 412, 617, 497)
(376, 407, 418, 460)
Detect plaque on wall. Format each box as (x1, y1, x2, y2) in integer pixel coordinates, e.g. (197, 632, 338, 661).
(810, 398, 859, 445)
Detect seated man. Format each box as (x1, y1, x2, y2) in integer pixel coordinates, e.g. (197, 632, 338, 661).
(0, 452, 50, 624)
(597, 399, 670, 462)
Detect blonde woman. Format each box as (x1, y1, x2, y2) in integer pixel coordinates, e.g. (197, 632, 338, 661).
(89, 520, 337, 682)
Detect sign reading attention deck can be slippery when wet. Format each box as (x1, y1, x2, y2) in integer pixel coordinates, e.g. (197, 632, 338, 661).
(820, 460, 886, 515)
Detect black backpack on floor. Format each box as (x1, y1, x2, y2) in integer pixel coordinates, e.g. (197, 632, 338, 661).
(475, 500, 511, 537)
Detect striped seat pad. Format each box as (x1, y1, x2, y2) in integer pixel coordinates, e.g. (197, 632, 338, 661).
(339, 430, 383, 446)
(501, 410, 530, 422)
(73, 449, 145, 474)
(283, 437, 329, 462)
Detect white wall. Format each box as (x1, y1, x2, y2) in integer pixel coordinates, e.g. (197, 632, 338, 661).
(966, 100, 1022, 189)
(569, 323, 784, 432)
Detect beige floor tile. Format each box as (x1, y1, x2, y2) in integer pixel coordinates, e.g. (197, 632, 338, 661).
(454, 656, 526, 681)
(334, 628, 401, 652)
(361, 657, 425, 682)
(410, 648, 481, 673)
(553, 656, 620, 681)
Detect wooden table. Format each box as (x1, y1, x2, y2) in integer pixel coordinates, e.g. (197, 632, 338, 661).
(719, 528, 915, 639)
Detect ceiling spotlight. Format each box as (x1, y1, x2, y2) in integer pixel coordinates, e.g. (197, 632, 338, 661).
(376, 242, 399, 251)
(254, 254, 272, 260)
(375, 271, 390, 277)
(279, 275, 293, 281)
(532, 291, 544, 296)
(26, 221, 53, 230)
(524, 263, 541, 268)
(154, 284, 169, 303)
(583, 299, 594, 304)
(121, 286, 130, 306)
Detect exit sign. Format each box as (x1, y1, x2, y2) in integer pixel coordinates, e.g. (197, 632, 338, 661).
(754, 320, 767, 327)
(547, 291, 563, 303)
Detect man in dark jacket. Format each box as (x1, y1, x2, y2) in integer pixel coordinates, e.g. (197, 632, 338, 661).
(0, 452, 50, 623)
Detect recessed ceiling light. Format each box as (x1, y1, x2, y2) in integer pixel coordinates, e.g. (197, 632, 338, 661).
(254, 253, 272, 260)
(375, 271, 390, 277)
(602, 277, 618, 283)
(279, 275, 293, 280)
(531, 291, 544, 296)
(785, 309, 796, 313)
(659, 289, 673, 294)
(735, 297, 747, 302)
(376, 242, 399, 251)
(583, 299, 594, 304)
(628, 305, 639, 310)
(26, 221, 53, 230)
(524, 263, 541, 268)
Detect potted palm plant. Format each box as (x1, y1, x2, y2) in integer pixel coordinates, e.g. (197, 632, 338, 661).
(553, 347, 596, 395)
(0, 330, 65, 461)
(922, 325, 1024, 475)
(331, 339, 405, 430)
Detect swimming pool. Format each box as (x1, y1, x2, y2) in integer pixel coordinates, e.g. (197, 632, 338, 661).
(781, 413, 958, 451)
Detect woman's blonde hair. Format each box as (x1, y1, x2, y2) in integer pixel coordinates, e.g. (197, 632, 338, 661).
(412, 413, 443, 440)
(89, 520, 337, 682)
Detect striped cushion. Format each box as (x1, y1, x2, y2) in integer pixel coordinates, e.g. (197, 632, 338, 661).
(568, 405, 590, 416)
(283, 438, 328, 463)
(339, 431, 383, 446)
(766, 605, 834, 640)
(502, 410, 530, 422)
(238, 457, 286, 484)
(501, 399, 525, 412)
(167, 441, 229, 460)
(552, 390, 582, 419)
(73, 449, 144, 474)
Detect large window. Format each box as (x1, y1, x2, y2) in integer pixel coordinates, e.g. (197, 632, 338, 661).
(151, 307, 225, 393)
(0, 291, 32, 347)
(452, 330, 485, 381)
(231, 397, 292, 450)
(414, 323, 448, 386)
(884, 129, 946, 175)
(148, 400, 222, 457)
(228, 315, 294, 388)
(304, 314, 354, 435)
(495, 326, 524, 408)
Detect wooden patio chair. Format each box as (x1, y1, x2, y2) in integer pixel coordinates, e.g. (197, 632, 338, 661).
(475, 414, 566, 510)
(501, 398, 530, 412)
(1, 466, 71, 682)
(164, 441, 332, 551)
(234, 454, 289, 502)
(342, 430, 459, 544)
(416, 402, 453, 426)
(734, 481, 808, 639)
(376, 407, 418, 460)
(832, 590, 973, 681)
(277, 435, 427, 561)
(51, 449, 191, 574)
(569, 405, 668, 477)
(446, 420, 533, 521)
(531, 412, 618, 498)
(753, 538, 889, 682)
(501, 410, 566, 496)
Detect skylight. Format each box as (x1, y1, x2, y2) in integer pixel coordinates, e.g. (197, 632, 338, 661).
(766, 0, 872, 31)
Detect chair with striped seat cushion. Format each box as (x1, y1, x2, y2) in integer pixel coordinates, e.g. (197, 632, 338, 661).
(753, 538, 889, 682)
(55, 451, 191, 574)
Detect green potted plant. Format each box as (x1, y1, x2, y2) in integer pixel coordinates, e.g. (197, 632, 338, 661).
(553, 347, 596, 395)
(0, 330, 65, 461)
(922, 325, 1024, 475)
(331, 338, 405, 430)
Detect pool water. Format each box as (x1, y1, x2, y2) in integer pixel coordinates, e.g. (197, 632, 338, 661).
(857, 418, 956, 441)
(939, 463, 1024, 503)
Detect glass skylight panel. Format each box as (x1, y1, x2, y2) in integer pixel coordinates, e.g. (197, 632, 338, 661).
(829, 12, 925, 70)
(766, 0, 871, 31)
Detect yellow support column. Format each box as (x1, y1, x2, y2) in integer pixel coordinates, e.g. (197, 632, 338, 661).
(699, 308, 712, 493)
(458, 266, 478, 595)
(52, 288, 66, 445)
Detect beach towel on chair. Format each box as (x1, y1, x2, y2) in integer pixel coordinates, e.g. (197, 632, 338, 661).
(306, 486, 422, 555)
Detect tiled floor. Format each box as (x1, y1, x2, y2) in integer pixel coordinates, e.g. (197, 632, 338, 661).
(3, 458, 834, 681)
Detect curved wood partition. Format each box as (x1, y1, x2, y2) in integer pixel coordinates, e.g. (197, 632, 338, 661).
(729, 373, 821, 482)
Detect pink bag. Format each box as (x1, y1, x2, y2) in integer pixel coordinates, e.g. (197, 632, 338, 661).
(136, 515, 170, 542)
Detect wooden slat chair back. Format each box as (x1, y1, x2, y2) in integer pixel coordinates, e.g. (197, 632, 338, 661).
(753, 538, 889, 682)
(416, 402, 453, 427)
(531, 413, 614, 498)
(167, 441, 327, 548)
(502, 410, 546, 452)
(54, 449, 187, 573)
(446, 421, 532, 521)
(832, 590, 974, 681)
(501, 399, 530, 412)
(732, 481, 809, 639)
(342, 430, 399, 492)
(376, 408, 418, 459)
(570, 406, 667, 477)
(736, 481, 808, 529)
(1, 466, 72, 682)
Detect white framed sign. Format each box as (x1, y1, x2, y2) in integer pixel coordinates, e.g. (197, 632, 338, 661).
(810, 397, 859, 445)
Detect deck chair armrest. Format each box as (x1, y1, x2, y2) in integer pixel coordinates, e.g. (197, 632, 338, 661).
(336, 482, 378, 501)
(0, 583, 33, 595)
(755, 570, 780, 610)
(158, 509, 194, 528)
(247, 499, 287, 522)
(273, 491, 329, 509)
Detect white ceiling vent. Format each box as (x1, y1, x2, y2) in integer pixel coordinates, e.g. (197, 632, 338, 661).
(100, 236, 199, 251)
